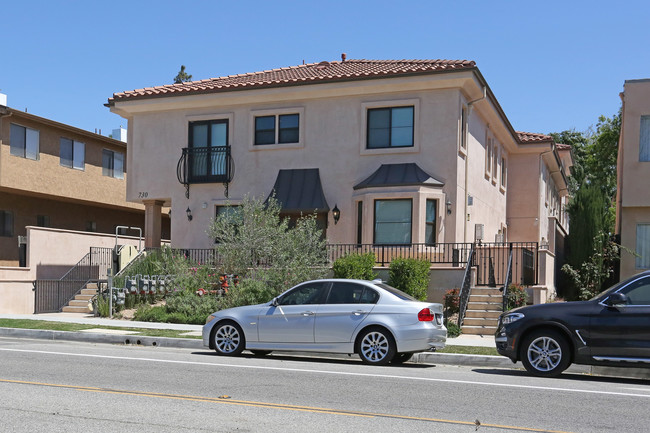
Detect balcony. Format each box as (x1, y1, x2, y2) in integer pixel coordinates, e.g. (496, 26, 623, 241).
(177, 146, 233, 197)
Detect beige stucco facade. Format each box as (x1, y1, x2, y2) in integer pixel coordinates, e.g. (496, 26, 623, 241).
(0, 107, 170, 265)
(109, 61, 571, 297)
(617, 79, 650, 279)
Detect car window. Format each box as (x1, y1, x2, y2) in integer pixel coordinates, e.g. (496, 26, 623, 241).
(376, 283, 417, 301)
(279, 282, 327, 305)
(326, 282, 364, 304)
(620, 277, 650, 305)
(360, 287, 380, 304)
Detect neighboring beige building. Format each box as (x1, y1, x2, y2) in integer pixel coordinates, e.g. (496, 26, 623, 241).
(0, 100, 170, 267)
(617, 79, 650, 280)
(107, 57, 571, 294)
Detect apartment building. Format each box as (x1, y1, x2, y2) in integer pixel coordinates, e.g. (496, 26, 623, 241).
(0, 99, 170, 267)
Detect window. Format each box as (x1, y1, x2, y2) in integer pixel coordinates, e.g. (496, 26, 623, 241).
(189, 119, 228, 181)
(10, 123, 39, 160)
(636, 224, 650, 269)
(641, 116, 650, 162)
(374, 199, 412, 244)
(279, 282, 327, 305)
(60, 138, 85, 170)
(0, 211, 13, 237)
(356, 201, 363, 245)
(254, 114, 299, 145)
(86, 221, 97, 232)
(501, 156, 507, 188)
(425, 199, 437, 245)
(460, 106, 467, 152)
(326, 282, 379, 304)
(367, 106, 414, 148)
(620, 276, 650, 305)
(493, 144, 499, 183)
(37, 215, 50, 227)
(102, 149, 124, 179)
(485, 136, 493, 176)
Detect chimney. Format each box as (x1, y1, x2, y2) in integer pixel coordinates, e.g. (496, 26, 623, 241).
(341, 53, 347, 62)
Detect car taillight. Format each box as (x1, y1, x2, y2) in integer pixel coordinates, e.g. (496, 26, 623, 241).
(418, 308, 434, 321)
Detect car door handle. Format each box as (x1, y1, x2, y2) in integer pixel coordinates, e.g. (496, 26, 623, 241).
(353, 310, 368, 316)
(301, 311, 315, 316)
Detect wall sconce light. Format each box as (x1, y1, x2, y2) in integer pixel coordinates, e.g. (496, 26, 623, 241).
(446, 200, 452, 215)
(186, 207, 193, 221)
(332, 204, 341, 225)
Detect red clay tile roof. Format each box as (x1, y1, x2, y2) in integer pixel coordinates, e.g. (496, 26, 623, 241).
(556, 143, 571, 150)
(108, 59, 476, 104)
(516, 131, 553, 143)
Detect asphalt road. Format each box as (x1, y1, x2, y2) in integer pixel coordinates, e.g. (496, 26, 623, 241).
(1, 337, 649, 433)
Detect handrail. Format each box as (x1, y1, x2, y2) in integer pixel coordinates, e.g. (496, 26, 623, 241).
(457, 243, 475, 328)
(502, 243, 514, 311)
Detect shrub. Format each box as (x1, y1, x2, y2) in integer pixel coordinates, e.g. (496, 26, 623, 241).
(216, 278, 277, 310)
(332, 253, 376, 280)
(388, 258, 430, 301)
(505, 284, 528, 310)
(444, 288, 460, 316)
(445, 320, 462, 338)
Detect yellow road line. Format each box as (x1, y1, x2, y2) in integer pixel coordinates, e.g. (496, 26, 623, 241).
(0, 378, 572, 432)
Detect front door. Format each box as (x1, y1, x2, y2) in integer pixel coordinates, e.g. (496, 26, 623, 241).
(589, 275, 650, 360)
(315, 281, 378, 343)
(257, 281, 328, 343)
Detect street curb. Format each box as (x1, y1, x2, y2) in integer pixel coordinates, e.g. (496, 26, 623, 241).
(2, 327, 649, 380)
(0, 327, 203, 349)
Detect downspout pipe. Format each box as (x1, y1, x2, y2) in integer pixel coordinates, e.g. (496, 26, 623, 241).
(463, 86, 487, 243)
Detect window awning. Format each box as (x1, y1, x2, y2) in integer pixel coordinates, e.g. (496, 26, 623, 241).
(268, 168, 330, 213)
(353, 163, 444, 190)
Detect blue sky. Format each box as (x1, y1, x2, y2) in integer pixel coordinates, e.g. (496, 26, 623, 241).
(2, 1, 648, 138)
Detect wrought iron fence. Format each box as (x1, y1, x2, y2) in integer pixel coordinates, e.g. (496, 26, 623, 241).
(33, 247, 114, 314)
(326, 243, 474, 267)
(473, 242, 538, 287)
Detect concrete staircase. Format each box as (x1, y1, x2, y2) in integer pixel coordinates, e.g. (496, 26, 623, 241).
(461, 287, 503, 336)
(61, 283, 98, 313)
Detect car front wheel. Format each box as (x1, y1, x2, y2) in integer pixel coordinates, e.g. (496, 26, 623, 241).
(357, 327, 396, 365)
(520, 330, 570, 377)
(212, 321, 245, 356)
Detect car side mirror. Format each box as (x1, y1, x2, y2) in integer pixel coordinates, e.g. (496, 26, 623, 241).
(606, 292, 628, 307)
(271, 298, 279, 307)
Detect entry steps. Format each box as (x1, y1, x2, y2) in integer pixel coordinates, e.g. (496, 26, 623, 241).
(461, 287, 502, 337)
(62, 283, 98, 313)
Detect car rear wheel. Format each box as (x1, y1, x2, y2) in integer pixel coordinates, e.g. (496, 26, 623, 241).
(357, 327, 396, 365)
(520, 330, 570, 377)
(391, 352, 413, 365)
(213, 321, 245, 356)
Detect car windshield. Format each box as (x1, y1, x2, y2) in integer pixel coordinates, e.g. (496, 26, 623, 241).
(590, 282, 619, 301)
(376, 283, 417, 301)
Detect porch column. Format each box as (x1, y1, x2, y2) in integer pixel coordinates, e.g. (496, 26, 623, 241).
(143, 200, 164, 248)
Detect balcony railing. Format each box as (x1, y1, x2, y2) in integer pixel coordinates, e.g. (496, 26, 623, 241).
(177, 146, 233, 197)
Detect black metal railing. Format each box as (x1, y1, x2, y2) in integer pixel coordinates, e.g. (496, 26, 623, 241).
(33, 247, 114, 314)
(326, 243, 474, 267)
(473, 242, 538, 287)
(502, 244, 514, 311)
(457, 244, 475, 327)
(177, 146, 233, 185)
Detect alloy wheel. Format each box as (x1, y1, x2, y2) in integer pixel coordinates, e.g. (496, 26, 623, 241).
(527, 336, 563, 372)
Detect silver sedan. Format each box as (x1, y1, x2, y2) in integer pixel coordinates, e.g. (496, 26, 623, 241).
(202, 279, 447, 365)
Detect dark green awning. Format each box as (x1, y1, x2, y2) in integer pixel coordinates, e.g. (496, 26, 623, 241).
(268, 168, 329, 213)
(354, 163, 444, 190)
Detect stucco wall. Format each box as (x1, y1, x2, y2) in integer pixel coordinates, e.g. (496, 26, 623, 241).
(618, 80, 650, 280)
(119, 77, 514, 250)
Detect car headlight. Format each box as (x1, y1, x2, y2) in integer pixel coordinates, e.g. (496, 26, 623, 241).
(501, 312, 524, 325)
(205, 314, 216, 325)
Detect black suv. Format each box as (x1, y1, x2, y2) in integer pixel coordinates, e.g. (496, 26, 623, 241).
(495, 271, 650, 377)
